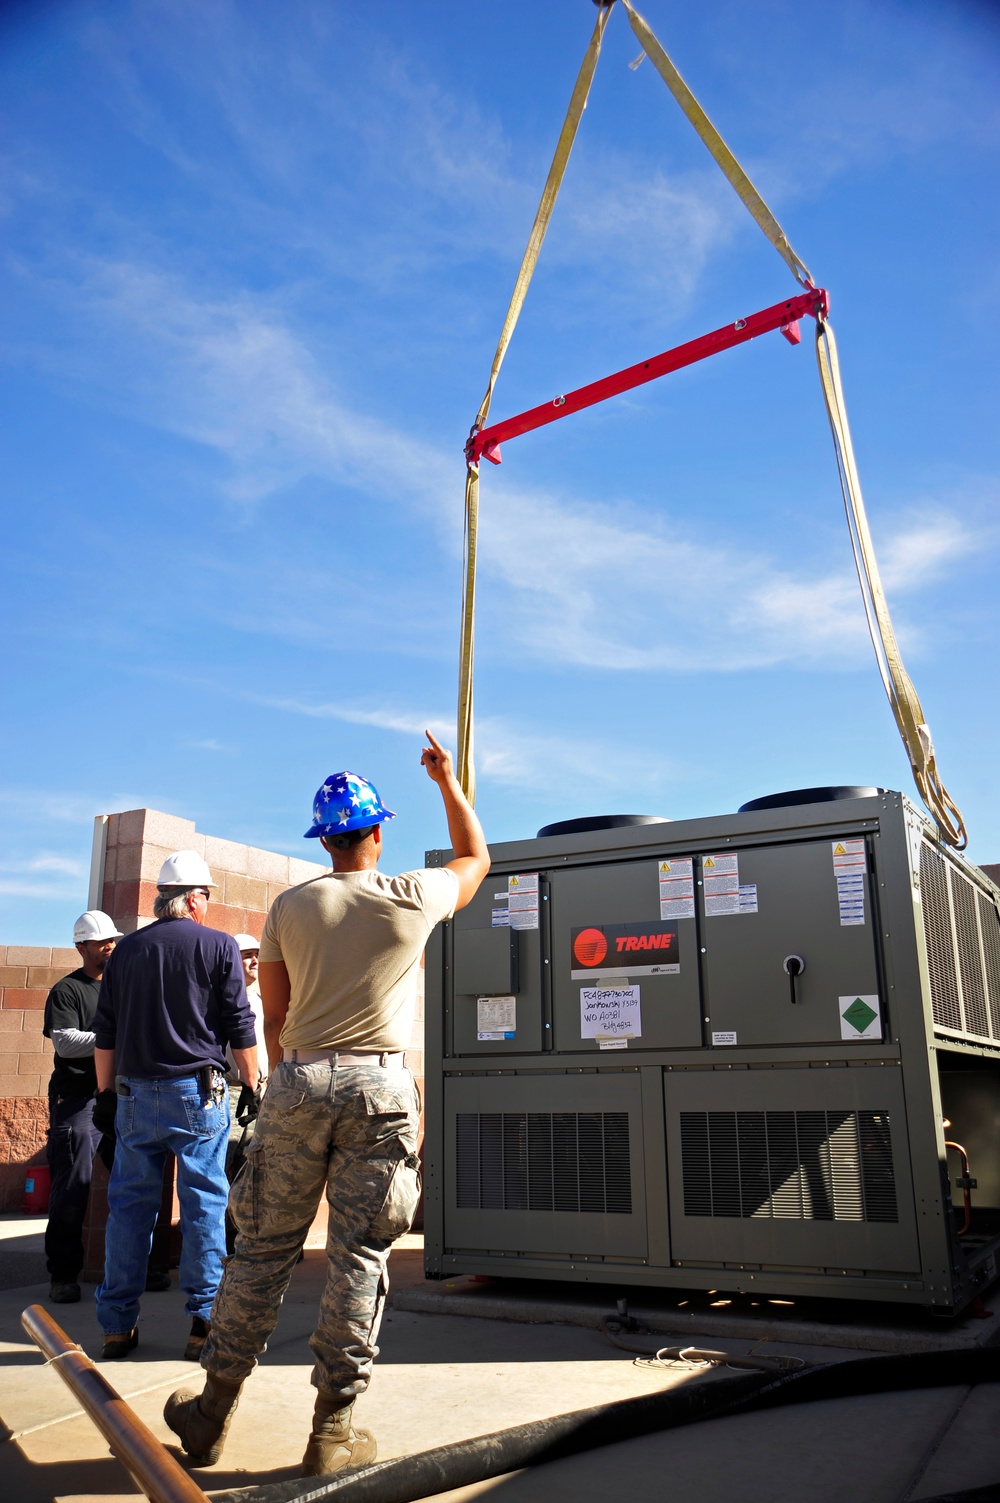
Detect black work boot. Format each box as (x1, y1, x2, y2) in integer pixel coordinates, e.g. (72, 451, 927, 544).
(164, 1373, 243, 1466)
(301, 1394, 377, 1478)
(49, 1280, 82, 1304)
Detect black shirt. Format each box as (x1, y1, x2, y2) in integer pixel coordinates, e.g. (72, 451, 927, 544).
(94, 917, 256, 1079)
(43, 968, 100, 1098)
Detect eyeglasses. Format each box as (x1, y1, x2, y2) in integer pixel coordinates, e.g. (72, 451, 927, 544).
(197, 889, 212, 900)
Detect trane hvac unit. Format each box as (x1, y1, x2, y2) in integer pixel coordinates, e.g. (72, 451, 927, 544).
(423, 789, 1000, 1315)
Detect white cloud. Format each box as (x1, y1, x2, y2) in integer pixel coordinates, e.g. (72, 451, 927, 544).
(239, 691, 671, 798)
(52, 261, 990, 676)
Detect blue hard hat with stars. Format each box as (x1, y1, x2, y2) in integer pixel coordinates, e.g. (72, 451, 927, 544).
(304, 771, 396, 839)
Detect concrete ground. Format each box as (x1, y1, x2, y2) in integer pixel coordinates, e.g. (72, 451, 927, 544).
(0, 1212, 998, 1503)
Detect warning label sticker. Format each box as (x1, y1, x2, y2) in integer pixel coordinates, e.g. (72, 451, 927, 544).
(839, 993, 881, 1040)
(491, 908, 510, 928)
(702, 854, 755, 916)
(658, 857, 695, 920)
(712, 1030, 738, 1046)
(580, 985, 640, 1041)
(832, 841, 867, 926)
(571, 923, 679, 979)
(508, 873, 539, 930)
(477, 995, 516, 1042)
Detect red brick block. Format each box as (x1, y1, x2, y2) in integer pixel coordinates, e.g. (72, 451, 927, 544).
(0, 967, 28, 988)
(205, 904, 248, 937)
(2, 990, 47, 1010)
(0, 1012, 24, 1032)
(52, 948, 80, 968)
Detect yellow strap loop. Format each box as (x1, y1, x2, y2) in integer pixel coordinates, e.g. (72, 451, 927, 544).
(814, 318, 967, 848)
(620, 0, 813, 289)
(457, 5, 611, 803)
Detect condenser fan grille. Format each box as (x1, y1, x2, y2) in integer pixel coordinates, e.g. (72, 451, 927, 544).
(680, 1108, 898, 1223)
(456, 1111, 632, 1214)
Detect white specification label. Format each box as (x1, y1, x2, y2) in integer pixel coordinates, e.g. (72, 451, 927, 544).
(580, 985, 641, 1041)
(738, 883, 758, 913)
(712, 1030, 738, 1047)
(658, 857, 695, 920)
(477, 995, 516, 1042)
(491, 908, 510, 928)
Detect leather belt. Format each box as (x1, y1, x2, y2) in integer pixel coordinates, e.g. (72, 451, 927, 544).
(286, 1048, 404, 1068)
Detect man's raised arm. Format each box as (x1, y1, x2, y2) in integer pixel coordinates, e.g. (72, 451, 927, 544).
(420, 729, 490, 911)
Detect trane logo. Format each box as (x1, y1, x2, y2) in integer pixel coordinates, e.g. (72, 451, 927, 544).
(615, 934, 674, 952)
(571, 923, 679, 974)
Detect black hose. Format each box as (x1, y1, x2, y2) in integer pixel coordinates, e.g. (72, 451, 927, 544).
(208, 1346, 1000, 1503)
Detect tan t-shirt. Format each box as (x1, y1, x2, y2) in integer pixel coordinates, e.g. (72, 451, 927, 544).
(259, 867, 459, 1052)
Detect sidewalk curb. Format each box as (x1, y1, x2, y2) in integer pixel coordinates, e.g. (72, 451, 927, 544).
(393, 1287, 1000, 1354)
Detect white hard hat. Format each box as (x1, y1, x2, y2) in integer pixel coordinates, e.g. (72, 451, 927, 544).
(157, 850, 217, 888)
(233, 932, 260, 953)
(74, 911, 124, 943)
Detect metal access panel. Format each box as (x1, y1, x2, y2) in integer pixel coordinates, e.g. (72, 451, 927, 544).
(449, 878, 544, 1056)
(444, 1072, 648, 1259)
(665, 1064, 919, 1273)
(701, 838, 882, 1047)
(423, 790, 1000, 1314)
(549, 859, 702, 1051)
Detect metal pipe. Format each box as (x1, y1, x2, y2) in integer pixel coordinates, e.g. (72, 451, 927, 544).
(944, 1140, 975, 1236)
(21, 1303, 209, 1503)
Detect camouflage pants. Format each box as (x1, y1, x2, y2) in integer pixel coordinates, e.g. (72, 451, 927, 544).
(203, 1059, 420, 1401)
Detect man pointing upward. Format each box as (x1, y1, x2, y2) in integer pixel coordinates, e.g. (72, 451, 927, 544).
(167, 730, 489, 1477)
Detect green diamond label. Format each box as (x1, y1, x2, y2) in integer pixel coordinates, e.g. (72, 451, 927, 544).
(840, 994, 881, 1040)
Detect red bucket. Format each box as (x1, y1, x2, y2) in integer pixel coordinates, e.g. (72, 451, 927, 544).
(23, 1164, 51, 1213)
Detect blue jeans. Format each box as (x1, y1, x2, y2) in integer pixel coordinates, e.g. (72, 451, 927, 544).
(95, 1076, 230, 1335)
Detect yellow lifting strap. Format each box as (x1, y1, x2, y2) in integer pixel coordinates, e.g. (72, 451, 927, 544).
(620, 0, 814, 289)
(458, 0, 967, 849)
(815, 318, 968, 847)
(457, 3, 612, 803)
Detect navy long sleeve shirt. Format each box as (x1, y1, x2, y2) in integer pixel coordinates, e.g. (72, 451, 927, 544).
(94, 917, 257, 1079)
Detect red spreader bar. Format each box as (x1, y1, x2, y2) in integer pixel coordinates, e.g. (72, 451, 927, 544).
(466, 287, 829, 467)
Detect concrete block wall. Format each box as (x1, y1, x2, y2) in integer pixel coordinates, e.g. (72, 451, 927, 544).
(100, 808, 326, 939)
(0, 945, 78, 1209)
(1, 807, 431, 1231)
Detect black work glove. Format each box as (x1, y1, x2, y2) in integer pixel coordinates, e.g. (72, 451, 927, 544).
(236, 1084, 262, 1125)
(92, 1089, 118, 1137)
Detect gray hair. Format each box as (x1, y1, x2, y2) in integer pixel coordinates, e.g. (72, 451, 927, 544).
(153, 887, 198, 920)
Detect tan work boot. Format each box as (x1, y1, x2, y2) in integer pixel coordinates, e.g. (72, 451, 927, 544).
(300, 1394, 377, 1478)
(164, 1373, 243, 1466)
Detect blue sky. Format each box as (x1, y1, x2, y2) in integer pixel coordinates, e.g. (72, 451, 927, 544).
(2, 0, 998, 943)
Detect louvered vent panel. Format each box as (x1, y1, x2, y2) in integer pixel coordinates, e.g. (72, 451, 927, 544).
(920, 844, 961, 1030)
(951, 868, 990, 1039)
(456, 1111, 632, 1214)
(680, 1109, 897, 1223)
(978, 892, 1000, 1040)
